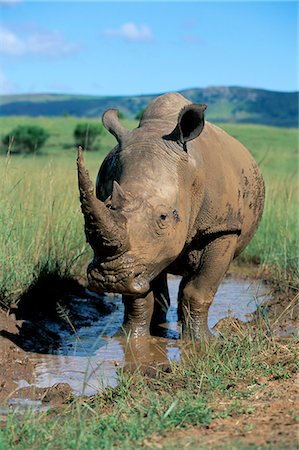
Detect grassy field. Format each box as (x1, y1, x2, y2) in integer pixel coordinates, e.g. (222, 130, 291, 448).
(0, 117, 298, 448)
(0, 117, 298, 307)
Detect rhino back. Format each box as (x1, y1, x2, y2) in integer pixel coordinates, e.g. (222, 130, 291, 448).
(188, 122, 264, 253)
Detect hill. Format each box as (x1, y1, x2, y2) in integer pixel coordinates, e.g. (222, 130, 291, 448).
(0, 86, 297, 127)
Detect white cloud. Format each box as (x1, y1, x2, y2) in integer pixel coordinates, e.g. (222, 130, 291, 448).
(103, 22, 152, 42)
(0, 0, 22, 6)
(0, 27, 24, 55)
(0, 26, 81, 57)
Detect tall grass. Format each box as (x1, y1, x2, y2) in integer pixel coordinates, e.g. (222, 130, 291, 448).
(0, 152, 90, 305)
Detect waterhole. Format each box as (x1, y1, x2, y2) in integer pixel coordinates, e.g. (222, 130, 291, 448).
(14, 276, 271, 397)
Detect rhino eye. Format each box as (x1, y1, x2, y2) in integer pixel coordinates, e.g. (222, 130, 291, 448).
(157, 212, 169, 230)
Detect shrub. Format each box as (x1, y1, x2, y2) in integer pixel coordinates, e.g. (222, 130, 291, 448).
(2, 125, 50, 154)
(74, 122, 103, 151)
(135, 110, 145, 121)
(118, 111, 126, 119)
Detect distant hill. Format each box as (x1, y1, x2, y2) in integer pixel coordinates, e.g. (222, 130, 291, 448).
(0, 86, 297, 127)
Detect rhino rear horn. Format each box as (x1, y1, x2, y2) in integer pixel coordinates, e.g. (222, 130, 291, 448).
(164, 103, 207, 149)
(102, 109, 129, 145)
(111, 180, 127, 210)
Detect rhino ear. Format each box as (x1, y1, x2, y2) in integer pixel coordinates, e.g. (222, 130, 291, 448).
(178, 104, 207, 143)
(164, 103, 207, 149)
(102, 109, 129, 145)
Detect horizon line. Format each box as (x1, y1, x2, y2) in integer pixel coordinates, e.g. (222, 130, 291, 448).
(1, 85, 298, 98)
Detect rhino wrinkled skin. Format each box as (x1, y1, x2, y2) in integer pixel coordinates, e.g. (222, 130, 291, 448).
(77, 93, 265, 339)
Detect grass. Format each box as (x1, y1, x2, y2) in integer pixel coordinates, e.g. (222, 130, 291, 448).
(0, 153, 87, 306)
(0, 115, 136, 155)
(221, 123, 298, 177)
(0, 118, 298, 308)
(0, 326, 297, 449)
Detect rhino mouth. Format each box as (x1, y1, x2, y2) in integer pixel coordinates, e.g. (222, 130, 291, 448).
(87, 256, 150, 295)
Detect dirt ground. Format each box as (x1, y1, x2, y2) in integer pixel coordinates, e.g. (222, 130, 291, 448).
(0, 266, 298, 448)
(0, 310, 74, 407)
(0, 310, 35, 405)
(144, 376, 298, 449)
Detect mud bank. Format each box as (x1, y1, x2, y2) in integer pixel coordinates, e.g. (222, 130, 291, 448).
(0, 269, 297, 409)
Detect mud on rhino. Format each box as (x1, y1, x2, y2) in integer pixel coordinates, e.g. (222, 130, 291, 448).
(77, 92, 265, 339)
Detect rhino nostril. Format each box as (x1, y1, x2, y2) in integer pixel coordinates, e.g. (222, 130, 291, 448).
(134, 270, 143, 278)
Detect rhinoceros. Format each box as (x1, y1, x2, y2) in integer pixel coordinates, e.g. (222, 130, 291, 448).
(77, 92, 265, 339)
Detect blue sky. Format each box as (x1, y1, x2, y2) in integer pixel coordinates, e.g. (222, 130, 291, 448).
(0, 1, 297, 96)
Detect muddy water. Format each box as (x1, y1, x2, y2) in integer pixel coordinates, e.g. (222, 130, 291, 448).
(14, 276, 271, 397)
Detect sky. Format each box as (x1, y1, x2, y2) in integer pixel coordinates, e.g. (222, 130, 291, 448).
(0, 1, 297, 96)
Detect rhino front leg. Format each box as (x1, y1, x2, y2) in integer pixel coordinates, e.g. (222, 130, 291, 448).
(150, 272, 170, 334)
(122, 273, 170, 338)
(122, 292, 154, 337)
(180, 234, 238, 340)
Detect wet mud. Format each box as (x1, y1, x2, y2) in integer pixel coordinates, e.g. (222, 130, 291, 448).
(0, 272, 297, 412)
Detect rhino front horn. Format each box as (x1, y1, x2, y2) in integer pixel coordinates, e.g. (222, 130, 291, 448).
(77, 146, 128, 254)
(102, 109, 129, 145)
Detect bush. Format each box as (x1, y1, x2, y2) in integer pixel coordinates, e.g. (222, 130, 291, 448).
(2, 125, 50, 154)
(74, 123, 102, 151)
(118, 111, 126, 119)
(135, 109, 145, 121)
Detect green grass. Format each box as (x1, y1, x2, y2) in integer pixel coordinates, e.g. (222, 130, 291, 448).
(0, 153, 86, 305)
(0, 329, 297, 449)
(0, 119, 298, 307)
(0, 115, 136, 155)
(220, 123, 298, 176)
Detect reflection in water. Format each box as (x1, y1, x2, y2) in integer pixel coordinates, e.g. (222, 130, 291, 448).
(30, 277, 270, 396)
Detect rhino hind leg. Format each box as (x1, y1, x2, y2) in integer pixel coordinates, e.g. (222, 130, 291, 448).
(179, 234, 238, 340)
(121, 273, 170, 337)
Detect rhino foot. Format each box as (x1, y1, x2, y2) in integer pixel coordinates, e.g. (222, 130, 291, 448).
(117, 325, 150, 339)
(181, 321, 214, 341)
(181, 312, 214, 341)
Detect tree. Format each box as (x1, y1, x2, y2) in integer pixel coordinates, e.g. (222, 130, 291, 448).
(2, 125, 50, 154)
(74, 123, 103, 151)
(117, 111, 126, 120)
(135, 109, 145, 121)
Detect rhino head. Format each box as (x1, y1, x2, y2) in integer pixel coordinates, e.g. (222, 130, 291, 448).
(77, 94, 207, 296)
